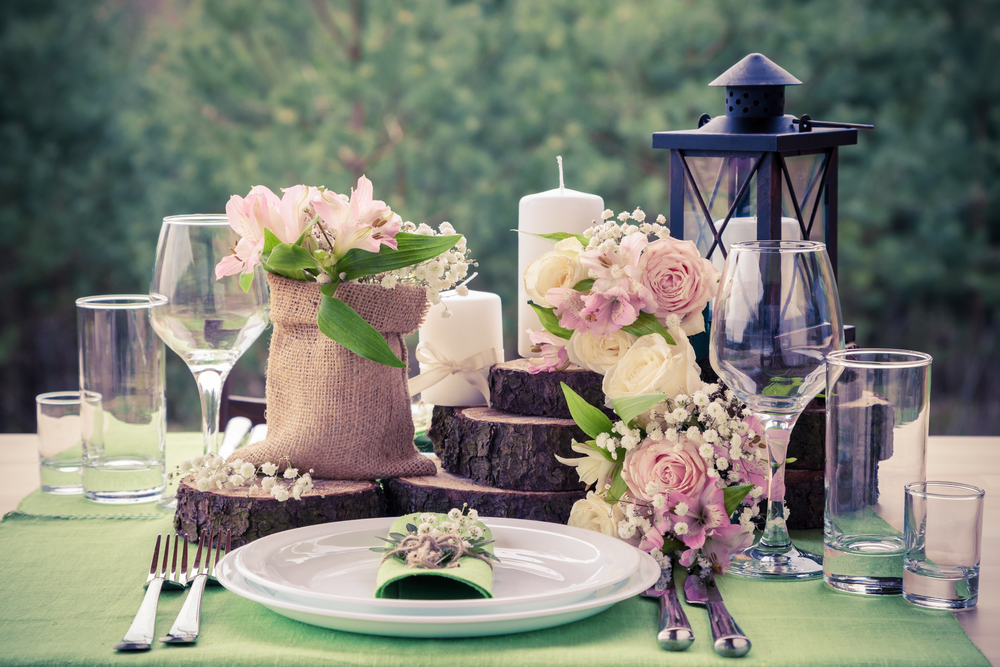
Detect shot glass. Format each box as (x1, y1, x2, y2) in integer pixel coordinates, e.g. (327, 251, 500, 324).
(35, 391, 85, 494)
(903, 481, 985, 609)
(823, 349, 932, 595)
(77, 295, 167, 504)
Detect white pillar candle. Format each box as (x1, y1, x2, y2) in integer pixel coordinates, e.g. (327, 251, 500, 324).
(710, 216, 802, 273)
(517, 158, 604, 356)
(417, 290, 504, 407)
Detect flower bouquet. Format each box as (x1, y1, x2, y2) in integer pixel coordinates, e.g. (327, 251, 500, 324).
(214, 177, 472, 480)
(557, 382, 767, 576)
(521, 209, 720, 401)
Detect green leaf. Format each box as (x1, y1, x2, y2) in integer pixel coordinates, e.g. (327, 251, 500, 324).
(622, 311, 675, 345)
(612, 394, 670, 427)
(572, 278, 595, 292)
(587, 439, 617, 463)
(268, 243, 320, 273)
(762, 377, 804, 396)
(337, 232, 462, 280)
(513, 229, 590, 245)
(238, 272, 254, 293)
(723, 484, 755, 517)
(263, 228, 282, 255)
(660, 538, 685, 554)
(607, 466, 627, 502)
(561, 382, 614, 438)
(320, 279, 340, 298)
(316, 293, 405, 368)
(529, 301, 572, 340)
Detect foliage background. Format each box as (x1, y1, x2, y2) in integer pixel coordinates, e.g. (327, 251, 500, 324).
(1, 0, 997, 435)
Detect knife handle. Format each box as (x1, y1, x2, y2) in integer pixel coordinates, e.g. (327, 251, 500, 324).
(705, 600, 752, 658)
(656, 590, 695, 651)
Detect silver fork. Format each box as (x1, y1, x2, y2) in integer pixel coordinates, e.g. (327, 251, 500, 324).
(114, 534, 183, 650)
(160, 528, 231, 644)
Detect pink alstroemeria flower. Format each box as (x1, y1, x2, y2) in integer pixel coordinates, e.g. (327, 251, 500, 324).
(546, 287, 589, 331)
(526, 329, 570, 374)
(699, 521, 754, 574)
(313, 175, 401, 260)
(638, 505, 675, 553)
(216, 185, 284, 278)
(580, 284, 642, 337)
(276, 185, 319, 244)
(673, 483, 729, 553)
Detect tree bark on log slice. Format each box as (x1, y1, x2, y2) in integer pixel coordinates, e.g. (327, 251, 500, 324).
(429, 406, 588, 492)
(489, 359, 608, 419)
(384, 458, 581, 525)
(173, 476, 386, 548)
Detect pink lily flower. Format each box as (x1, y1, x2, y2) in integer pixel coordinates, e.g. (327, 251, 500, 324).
(700, 522, 755, 574)
(673, 483, 729, 552)
(526, 329, 570, 374)
(546, 287, 589, 331)
(312, 175, 401, 260)
(277, 185, 319, 244)
(216, 185, 284, 278)
(580, 284, 642, 337)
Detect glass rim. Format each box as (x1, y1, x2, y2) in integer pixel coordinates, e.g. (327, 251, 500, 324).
(905, 481, 985, 500)
(827, 348, 932, 369)
(76, 294, 169, 310)
(730, 240, 827, 252)
(36, 390, 100, 405)
(162, 214, 229, 226)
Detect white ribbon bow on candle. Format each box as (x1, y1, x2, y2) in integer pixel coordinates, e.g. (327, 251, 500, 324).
(408, 341, 500, 406)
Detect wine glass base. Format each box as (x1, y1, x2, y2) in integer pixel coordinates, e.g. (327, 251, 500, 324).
(726, 541, 823, 580)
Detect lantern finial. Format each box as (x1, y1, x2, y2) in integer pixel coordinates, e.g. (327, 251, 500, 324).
(710, 53, 801, 120)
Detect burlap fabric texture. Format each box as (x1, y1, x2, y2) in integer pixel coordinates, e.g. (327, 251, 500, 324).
(232, 273, 436, 480)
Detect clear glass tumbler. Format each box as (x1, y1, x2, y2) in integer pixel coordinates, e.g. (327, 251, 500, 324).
(77, 295, 167, 504)
(823, 349, 931, 595)
(903, 481, 985, 609)
(35, 391, 85, 494)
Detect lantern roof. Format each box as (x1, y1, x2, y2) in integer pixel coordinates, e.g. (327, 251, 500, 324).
(709, 53, 801, 88)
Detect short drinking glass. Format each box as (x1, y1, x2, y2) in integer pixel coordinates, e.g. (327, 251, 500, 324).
(903, 481, 984, 609)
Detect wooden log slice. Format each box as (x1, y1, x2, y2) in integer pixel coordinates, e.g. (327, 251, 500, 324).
(174, 476, 386, 548)
(488, 359, 608, 419)
(384, 458, 581, 524)
(429, 405, 588, 492)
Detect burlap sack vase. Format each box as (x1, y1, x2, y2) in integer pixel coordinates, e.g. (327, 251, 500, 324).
(234, 274, 436, 480)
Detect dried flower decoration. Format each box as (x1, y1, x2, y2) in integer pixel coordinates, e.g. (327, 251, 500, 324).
(371, 506, 498, 570)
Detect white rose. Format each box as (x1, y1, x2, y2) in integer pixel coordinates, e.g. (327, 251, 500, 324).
(565, 328, 637, 374)
(567, 491, 625, 537)
(523, 238, 589, 308)
(602, 329, 705, 401)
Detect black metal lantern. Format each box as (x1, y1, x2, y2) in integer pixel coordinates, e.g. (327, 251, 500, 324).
(652, 53, 871, 277)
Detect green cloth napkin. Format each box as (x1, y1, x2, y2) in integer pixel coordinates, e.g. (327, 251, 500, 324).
(374, 512, 495, 600)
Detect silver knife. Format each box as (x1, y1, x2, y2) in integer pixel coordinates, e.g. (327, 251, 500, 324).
(682, 572, 751, 658)
(641, 576, 695, 651)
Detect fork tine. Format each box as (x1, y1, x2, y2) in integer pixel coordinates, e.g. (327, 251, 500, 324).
(178, 537, 189, 587)
(145, 534, 162, 585)
(160, 535, 171, 578)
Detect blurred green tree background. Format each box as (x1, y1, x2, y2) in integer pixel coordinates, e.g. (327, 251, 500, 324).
(2, 0, 997, 434)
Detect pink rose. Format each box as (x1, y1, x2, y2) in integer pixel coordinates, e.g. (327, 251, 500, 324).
(639, 238, 720, 333)
(621, 436, 708, 503)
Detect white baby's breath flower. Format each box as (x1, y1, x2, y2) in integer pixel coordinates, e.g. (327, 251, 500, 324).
(283, 467, 298, 479)
(717, 457, 729, 471)
(261, 476, 276, 493)
(674, 522, 689, 535)
(455, 284, 469, 297)
(466, 508, 479, 521)
(272, 486, 290, 502)
(420, 513, 436, 524)
(239, 462, 256, 479)
(601, 209, 614, 220)
(417, 522, 434, 534)
(674, 501, 690, 516)
(261, 462, 278, 476)
(448, 508, 462, 521)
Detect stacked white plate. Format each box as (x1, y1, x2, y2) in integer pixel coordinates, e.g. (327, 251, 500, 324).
(216, 516, 659, 637)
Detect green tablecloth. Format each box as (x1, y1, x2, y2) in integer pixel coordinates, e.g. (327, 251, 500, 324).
(0, 436, 990, 667)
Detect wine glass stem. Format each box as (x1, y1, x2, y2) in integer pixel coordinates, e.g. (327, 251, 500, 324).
(757, 412, 801, 552)
(192, 368, 228, 456)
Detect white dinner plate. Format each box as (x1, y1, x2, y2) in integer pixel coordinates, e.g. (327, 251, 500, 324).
(232, 517, 644, 615)
(216, 547, 659, 638)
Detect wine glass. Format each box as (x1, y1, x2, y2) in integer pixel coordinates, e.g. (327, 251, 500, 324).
(710, 240, 843, 579)
(149, 215, 269, 505)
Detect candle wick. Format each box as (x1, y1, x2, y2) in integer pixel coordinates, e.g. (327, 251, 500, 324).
(557, 155, 565, 192)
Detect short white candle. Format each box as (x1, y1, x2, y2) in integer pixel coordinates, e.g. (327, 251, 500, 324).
(517, 157, 604, 356)
(418, 290, 504, 406)
(711, 216, 802, 273)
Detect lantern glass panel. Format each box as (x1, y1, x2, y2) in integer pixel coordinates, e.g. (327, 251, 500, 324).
(681, 152, 826, 273)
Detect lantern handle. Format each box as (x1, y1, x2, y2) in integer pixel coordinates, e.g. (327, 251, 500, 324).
(794, 114, 874, 132)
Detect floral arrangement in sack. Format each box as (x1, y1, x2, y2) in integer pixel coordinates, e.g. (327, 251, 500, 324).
(522, 208, 720, 389)
(215, 177, 473, 368)
(174, 454, 314, 502)
(556, 382, 768, 576)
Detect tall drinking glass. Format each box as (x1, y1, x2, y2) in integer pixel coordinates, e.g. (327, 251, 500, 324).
(710, 240, 843, 579)
(149, 215, 269, 479)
